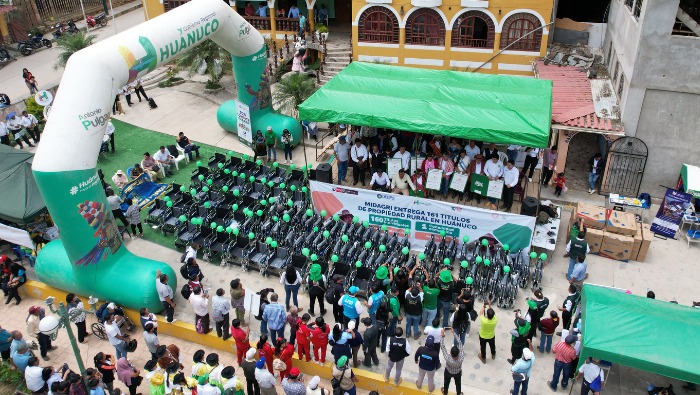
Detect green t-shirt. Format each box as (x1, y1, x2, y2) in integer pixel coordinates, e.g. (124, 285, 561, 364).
(389, 296, 400, 318)
(479, 315, 498, 339)
(265, 131, 275, 145)
(422, 286, 439, 310)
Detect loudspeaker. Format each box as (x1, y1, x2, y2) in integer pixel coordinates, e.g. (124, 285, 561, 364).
(316, 163, 333, 184)
(520, 196, 539, 217)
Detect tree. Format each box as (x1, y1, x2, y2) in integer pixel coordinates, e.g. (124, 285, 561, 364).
(272, 72, 318, 119)
(176, 40, 231, 90)
(54, 32, 97, 69)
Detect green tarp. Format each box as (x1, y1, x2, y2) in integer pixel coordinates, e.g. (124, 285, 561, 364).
(298, 62, 553, 147)
(680, 164, 700, 198)
(579, 284, 700, 384)
(0, 145, 46, 224)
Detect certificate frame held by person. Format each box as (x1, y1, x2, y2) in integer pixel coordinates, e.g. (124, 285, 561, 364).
(450, 173, 469, 192)
(486, 179, 504, 199)
(426, 168, 443, 190)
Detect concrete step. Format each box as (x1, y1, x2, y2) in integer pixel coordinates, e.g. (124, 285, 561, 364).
(325, 49, 352, 55)
(324, 61, 350, 67)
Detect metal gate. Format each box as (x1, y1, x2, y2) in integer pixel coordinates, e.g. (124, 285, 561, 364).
(600, 137, 648, 196)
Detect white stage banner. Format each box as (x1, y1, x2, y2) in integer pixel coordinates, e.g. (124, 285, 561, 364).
(235, 100, 253, 144)
(0, 223, 35, 249)
(310, 181, 535, 251)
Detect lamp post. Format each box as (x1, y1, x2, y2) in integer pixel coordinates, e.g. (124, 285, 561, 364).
(39, 295, 99, 387)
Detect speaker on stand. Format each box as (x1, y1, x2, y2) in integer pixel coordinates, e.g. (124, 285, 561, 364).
(520, 196, 539, 217)
(316, 163, 334, 184)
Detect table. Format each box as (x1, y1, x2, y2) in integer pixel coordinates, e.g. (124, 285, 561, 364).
(531, 204, 562, 251)
(606, 194, 651, 223)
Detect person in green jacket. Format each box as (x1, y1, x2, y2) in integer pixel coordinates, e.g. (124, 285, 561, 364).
(421, 279, 439, 331)
(265, 126, 276, 162)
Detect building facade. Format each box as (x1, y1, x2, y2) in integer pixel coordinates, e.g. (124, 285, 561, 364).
(351, 0, 554, 75)
(604, 0, 700, 197)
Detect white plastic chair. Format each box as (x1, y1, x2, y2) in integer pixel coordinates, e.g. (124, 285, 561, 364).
(176, 145, 190, 165)
(171, 150, 187, 170)
(498, 151, 509, 166)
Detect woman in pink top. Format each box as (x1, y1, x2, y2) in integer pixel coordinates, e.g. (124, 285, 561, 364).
(421, 152, 438, 198)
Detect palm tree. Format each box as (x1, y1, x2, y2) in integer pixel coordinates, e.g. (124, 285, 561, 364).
(54, 32, 97, 69)
(272, 72, 318, 118)
(176, 40, 231, 89)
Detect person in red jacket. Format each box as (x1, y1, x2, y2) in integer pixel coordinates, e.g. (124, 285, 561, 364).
(275, 337, 295, 379)
(257, 334, 274, 373)
(538, 310, 560, 353)
(231, 319, 250, 365)
(310, 317, 330, 365)
(296, 313, 312, 362)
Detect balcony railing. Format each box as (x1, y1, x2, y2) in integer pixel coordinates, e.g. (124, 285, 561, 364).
(243, 16, 271, 31)
(451, 38, 489, 48)
(276, 18, 300, 32)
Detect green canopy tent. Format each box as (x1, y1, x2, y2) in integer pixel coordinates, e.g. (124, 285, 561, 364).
(298, 62, 553, 147)
(678, 164, 700, 199)
(0, 145, 46, 224)
(579, 284, 700, 383)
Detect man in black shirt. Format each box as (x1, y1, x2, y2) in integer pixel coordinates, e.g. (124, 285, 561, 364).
(414, 335, 439, 392)
(384, 327, 411, 385)
(361, 317, 379, 367)
(437, 270, 454, 327)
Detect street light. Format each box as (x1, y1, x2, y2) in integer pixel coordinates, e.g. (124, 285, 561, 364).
(40, 295, 99, 385)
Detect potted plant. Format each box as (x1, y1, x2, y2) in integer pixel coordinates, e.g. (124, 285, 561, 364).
(316, 24, 329, 41)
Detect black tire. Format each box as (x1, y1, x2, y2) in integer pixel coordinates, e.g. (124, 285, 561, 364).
(91, 323, 107, 340)
(20, 46, 31, 56)
(99, 19, 108, 27)
(42, 39, 52, 48)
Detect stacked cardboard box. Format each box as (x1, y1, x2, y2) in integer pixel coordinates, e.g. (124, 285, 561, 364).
(637, 223, 652, 261)
(585, 228, 605, 254)
(575, 203, 608, 229)
(606, 210, 637, 236)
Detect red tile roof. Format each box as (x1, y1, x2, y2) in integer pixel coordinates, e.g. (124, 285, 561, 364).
(0, 5, 17, 14)
(534, 60, 623, 133)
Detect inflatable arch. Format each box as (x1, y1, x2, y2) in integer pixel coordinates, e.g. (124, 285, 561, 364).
(32, 0, 300, 312)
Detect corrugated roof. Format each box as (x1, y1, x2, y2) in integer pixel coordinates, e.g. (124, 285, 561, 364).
(533, 60, 623, 133)
(0, 5, 17, 14)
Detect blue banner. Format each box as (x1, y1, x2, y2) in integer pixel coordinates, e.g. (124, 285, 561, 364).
(650, 188, 693, 238)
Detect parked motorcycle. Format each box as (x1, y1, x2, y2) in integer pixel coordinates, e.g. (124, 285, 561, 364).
(86, 13, 108, 28)
(53, 21, 79, 40)
(0, 46, 15, 68)
(17, 32, 52, 56)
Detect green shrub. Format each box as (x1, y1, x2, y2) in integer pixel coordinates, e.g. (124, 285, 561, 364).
(0, 362, 29, 393)
(24, 96, 44, 122)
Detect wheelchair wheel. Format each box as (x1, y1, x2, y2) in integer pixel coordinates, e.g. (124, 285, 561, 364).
(91, 323, 107, 340)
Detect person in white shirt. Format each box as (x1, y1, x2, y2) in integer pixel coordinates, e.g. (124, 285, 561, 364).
(501, 160, 520, 212)
(104, 121, 115, 153)
(6, 113, 34, 148)
(576, 358, 605, 393)
(0, 121, 10, 146)
(334, 135, 351, 185)
(522, 147, 540, 181)
(393, 146, 411, 172)
(105, 314, 129, 359)
(391, 168, 416, 195)
(153, 145, 174, 176)
(189, 286, 211, 334)
(350, 139, 368, 186)
(483, 156, 504, 210)
(156, 269, 176, 323)
(24, 358, 48, 393)
(132, 77, 150, 102)
(389, 132, 399, 153)
(20, 111, 40, 143)
(464, 141, 481, 162)
(370, 168, 390, 192)
(453, 149, 470, 199)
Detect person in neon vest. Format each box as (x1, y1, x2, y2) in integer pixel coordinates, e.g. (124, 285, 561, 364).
(339, 286, 363, 329)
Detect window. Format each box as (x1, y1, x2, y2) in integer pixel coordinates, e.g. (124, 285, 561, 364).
(405, 9, 446, 46)
(633, 0, 643, 18)
(500, 13, 542, 51)
(625, 0, 634, 9)
(613, 60, 620, 84)
(451, 11, 495, 48)
(606, 43, 613, 66)
(164, 0, 190, 12)
(618, 73, 625, 99)
(358, 7, 399, 44)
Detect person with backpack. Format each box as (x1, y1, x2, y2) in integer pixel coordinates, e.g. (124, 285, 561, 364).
(338, 286, 363, 329)
(213, 288, 232, 340)
(384, 327, 411, 386)
(365, 283, 385, 325)
(576, 358, 605, 395)
(437, 270, 454, 327)
(307, 264, 326, 317)
(380, 286, 401, 352)
(310, 317, 330, 364)
(404, 284, 424, 340)
(328, 275, 344, 324)
(508, 317, 531, 365)
(189, 286, 211, 334)
(331, 356, 358, 395)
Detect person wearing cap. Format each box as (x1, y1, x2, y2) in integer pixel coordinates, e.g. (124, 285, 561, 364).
(331, 356, 358, 395)
(391, 168, 416, 196)
(153, 146, 175, 176)
(281, 367, 305, 395)
(576, 358, 605, 395)
(384, 326, 410, 385)
(307, 264, 326, 317)
(334, 135, 351, 185)
(112, 170, 129, 189)
(27, 306, 54, 361)
(264, 126, 277, 162)
(466, 153, 485, 203)
(350, 138, 368, 186)
(508, 317, 531, 365)
(547, 335, 578, 391)
(414, 335, 439, 392)
(511, 346, 535, 395)
(339, 286, 363, 328)
(241, 348, 260, 395)
(197, 374, 221, 395)
(365, 283, 385, 325)
(306, 375, 327, 395)
(255, 357, 278, 395)
(370, 168, 390, 192)
(437, 270, 454, 327)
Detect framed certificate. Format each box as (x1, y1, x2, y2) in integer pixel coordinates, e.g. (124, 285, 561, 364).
(426, 169, 443, 190)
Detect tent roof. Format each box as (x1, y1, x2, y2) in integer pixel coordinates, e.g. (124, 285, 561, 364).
(0, 146, 46, 224)
(579, 284, 700, 383)
(298, 62, 553, 147)
(681, 164, 700, 198)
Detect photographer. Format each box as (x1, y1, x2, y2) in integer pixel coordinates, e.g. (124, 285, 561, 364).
(477, 301, 497, 364)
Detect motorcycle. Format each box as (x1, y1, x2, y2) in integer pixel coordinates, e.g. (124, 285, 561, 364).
(0, 46, 15, 66)
(17, 33, 52, 56)
(86, 13, 108, 28)
(53, 21, 79, 39)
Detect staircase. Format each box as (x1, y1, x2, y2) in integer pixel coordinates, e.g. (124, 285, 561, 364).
(677, 7, 700, 36)
(320, 42, 353, 85)
(141, 67, 174, 90)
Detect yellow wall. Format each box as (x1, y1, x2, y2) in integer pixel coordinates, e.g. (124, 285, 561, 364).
(351, 0, 553, 75)
(142, 0, 165, 20)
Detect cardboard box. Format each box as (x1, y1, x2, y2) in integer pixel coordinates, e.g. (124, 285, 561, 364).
(637, 223, 652, 262)
(606, 210, 637, 236)
(585, 228, 605, 254)
(599, 232, 635, 261)
(576, 203, 608, 229)
(630, 223, 643, 261)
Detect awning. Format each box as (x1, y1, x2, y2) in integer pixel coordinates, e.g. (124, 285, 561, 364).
(298, 62, 553, 147)
(679, 163, 700, 198)
(579, 284, 700, 383)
